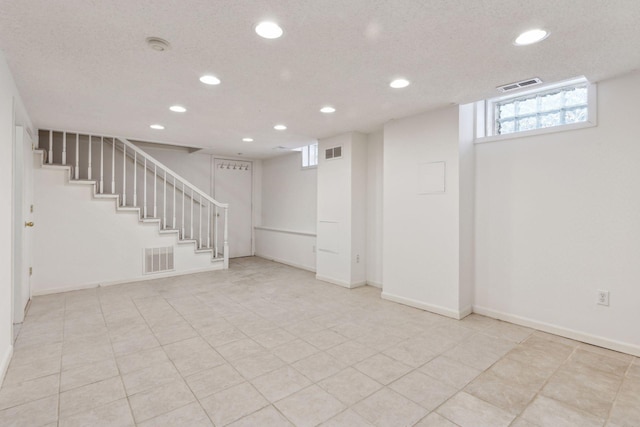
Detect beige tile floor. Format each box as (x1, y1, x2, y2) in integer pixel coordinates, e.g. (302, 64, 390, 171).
(1, 257, 638, 427)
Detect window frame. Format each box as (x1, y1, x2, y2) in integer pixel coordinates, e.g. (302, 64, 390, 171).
(475, 77, 597, 143)
(299, 142, 318, 169)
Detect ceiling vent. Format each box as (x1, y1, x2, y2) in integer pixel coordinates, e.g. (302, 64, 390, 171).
(497, 77, 542, 93)
(146, 37, 171, 52)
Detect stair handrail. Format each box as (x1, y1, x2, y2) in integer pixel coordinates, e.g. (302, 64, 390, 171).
(117, 137, 228, 209)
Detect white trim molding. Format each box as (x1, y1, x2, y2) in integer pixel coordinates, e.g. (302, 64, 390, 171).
(254, 254, 316, 273)
(254, 226, 316, 237)
(382, 292, 472, 320)
(316, 274, 366, 289)
(0, 345, 13, 386)
(31, 264, 224, 296)
(473, 305, 640, 357)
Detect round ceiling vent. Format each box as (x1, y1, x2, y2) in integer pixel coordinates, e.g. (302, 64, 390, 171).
(146, 37, 171, 52)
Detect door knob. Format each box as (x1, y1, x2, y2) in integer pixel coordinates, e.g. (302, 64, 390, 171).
(24, 221, 34, 227)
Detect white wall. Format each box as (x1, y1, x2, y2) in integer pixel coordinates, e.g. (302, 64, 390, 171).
(366, 131, 383, 287)
(382, 106, 466, 318)
(32, 164, 222, 295)
(137, 145, 212, 196)
(256, 151, 317, 270)
(474, 71, 640, 355)
(261, 152, 317, 232)
(0, 51, 34, 384)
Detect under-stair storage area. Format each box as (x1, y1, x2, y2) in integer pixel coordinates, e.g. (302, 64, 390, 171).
(31, 130, 229, 294)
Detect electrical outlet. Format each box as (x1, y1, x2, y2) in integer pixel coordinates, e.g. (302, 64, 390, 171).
(597, 290, 609, 306)
(356, 254, 360, 263)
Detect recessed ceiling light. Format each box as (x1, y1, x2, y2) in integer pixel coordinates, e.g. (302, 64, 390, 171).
(514, 29, 549, 46)
(169, 105, 186, 113)
(150, 124, 164, 130)
(320, 106, 336, 113)
(274, 124, 287, 130)
(255, 21, 283, 39)
(390, 78, 410, 89)
(242, 137, 254, 142)
(199, 75, 221, 85)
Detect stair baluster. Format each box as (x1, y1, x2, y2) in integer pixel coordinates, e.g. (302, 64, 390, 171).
(99, 136, 104, 194)
(88, 135, 92, 180)
(121, 142, 125, 206)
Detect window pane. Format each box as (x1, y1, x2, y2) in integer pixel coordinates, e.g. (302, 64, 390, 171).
(302, 146, 309, 167)
(309, 144, 318, 166)
(539, 91, 563, 112)
(516, 98, 537, 115)
(539, 112, 561, 128)
(517, 116, 537, 132)
(565, 107, 588, 124)
(499, 119, 515, 134)
(498, 102, 515, 119)
(565, 86, 588, 106)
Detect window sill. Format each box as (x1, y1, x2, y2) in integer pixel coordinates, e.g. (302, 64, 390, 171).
(474, 120, 597, 144)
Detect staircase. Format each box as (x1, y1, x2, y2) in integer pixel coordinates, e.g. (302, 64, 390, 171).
(37, 129, 229, 270)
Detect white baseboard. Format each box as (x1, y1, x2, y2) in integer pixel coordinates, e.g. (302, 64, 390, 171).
(0, 345, 13, 387)
(381, 292, 470, 320)
(31, 263, 225, 296)
(366, 280, 383, 288)
(473, 305, 640, 357)
(316, 275, 367, 289)
(254, 253, 316, 273)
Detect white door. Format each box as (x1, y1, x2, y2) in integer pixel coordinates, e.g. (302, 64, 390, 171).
(13, 126, 34, 323)
(213, 159, 252, 258)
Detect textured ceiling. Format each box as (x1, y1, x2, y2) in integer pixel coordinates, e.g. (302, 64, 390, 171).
(1, 0, 639, 158)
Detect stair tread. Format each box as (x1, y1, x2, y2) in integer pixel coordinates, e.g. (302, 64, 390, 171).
(69, 179, 96, 184)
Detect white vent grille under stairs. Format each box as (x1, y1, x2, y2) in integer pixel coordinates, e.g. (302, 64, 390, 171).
(144, 246, 174, 274)
(497, 77, 543, 93)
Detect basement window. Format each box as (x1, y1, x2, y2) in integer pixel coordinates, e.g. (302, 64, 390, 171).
(476, 77, 596, 141)
(299, 143, 318, 168)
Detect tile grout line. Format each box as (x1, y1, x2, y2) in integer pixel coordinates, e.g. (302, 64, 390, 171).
(603, 355, 634, 426)
(96, 286, 138, 427)
(56, 293, 68, 427)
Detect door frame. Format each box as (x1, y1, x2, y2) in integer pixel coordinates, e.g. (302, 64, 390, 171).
(12, 125, 33, 325)
(212, 157, 254, 258)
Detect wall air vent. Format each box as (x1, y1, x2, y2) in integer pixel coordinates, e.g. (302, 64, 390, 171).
(144, 246, 174, 274)
(325, 146, 342, 160)
(497, 77, 543, 93)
